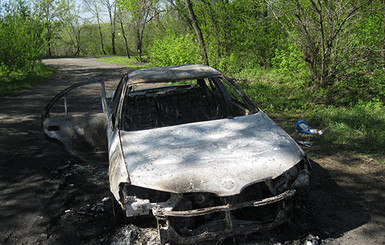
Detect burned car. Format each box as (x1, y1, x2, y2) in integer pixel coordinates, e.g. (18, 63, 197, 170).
(42, 64, 311, 244)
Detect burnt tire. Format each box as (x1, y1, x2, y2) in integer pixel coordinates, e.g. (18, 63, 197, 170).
(111, 194, 126, 224)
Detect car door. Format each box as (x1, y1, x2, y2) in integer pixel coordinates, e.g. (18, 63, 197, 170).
(42, 80, 109, 162)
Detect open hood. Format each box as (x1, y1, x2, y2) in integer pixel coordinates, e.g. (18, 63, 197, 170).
(120, 112, 305, 196)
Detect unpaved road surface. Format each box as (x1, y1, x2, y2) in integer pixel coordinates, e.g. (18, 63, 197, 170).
(1, 58, 130, 244)
(1, 58, 384, 244)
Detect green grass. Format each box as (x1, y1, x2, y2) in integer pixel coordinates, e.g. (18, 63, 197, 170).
(270, 103, 385, 157)
(97, 56, 151, 69)
(310, 101, 385, 155)
(235, 68, 311, 113)
(0, 62, 55, 96)
(233, 68, 385, 164)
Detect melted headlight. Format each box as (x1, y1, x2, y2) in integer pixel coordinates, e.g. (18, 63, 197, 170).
(291, 169, 310, 188)
(274, 165, 299, 192)
(273, 159, 310, 192)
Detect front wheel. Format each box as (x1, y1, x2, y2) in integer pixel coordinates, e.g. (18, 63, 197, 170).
(111, 194, 126, 224)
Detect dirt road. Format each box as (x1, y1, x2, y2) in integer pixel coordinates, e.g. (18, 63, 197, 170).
(0, 58, 129, 244)
(1, 58, 384, 244)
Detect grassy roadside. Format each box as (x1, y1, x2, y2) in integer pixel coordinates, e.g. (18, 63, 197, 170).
(235, 70, 385, 166)
(100, 56, 385, 166)
(98, 56, 151, 69)
(0, 62, 55, 96)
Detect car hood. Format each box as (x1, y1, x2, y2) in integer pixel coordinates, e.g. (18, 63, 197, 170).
(120, 112, 305, 196)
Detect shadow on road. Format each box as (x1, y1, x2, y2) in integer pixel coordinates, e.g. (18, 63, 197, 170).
(0, 58, 130, 244)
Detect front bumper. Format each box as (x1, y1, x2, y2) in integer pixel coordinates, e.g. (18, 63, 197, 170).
(154, 189, 296, 244)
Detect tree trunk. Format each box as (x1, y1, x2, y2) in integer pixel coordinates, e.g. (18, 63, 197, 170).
(111, 31, 116, 55)
(47, 25, 52, 57)
(119, 14, 131, 59)
(97, 20, 106, 55)
(184, 0, 209, 66)
(48, 41, 52, 57)
(201, 0, 221, 59)
(108, 3, 117, 55)
(75, 29, 81, 56)
(136, 25, 143, 62)
(223, 0, 231, 57)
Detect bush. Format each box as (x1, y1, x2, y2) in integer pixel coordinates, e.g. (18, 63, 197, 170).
(271, 44, 309, 80)
(0, 10, 44, 71)
(0, 1, 49, 96)
(150, 33, 200, 66)
(0, 61, 54, 96)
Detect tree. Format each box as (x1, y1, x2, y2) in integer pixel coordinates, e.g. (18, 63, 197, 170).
(350, 1, 385, 75)
(183, 0, 208, 65)
(83, 0, 107, 55)
(228, 0, 283, 69)
(101, 0, 117, 55)
(62, 2, 84, 56)
(269, 0, 373, 88)
(193, 0, 232, 63)
(167, 0, 282, 69)
(34, 0, 71, 57)
(117, 0, 161, 61)
(117, 8, 133, 58)
(383, 0, 385, 73)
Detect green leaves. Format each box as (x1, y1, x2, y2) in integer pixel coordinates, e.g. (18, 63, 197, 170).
(272, 43, 309, 79)
(0, 2, 45, 70)
(117, 0, 158, 19)
(150, 32, 200, 66)
(0, 0, 53, 96)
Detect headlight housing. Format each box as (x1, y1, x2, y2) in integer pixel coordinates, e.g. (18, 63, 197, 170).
(273, 159, 310, 192)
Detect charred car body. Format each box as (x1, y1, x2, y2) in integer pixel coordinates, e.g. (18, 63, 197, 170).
(42, 64, 311, 244)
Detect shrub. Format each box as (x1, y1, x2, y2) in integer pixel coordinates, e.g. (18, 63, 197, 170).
(271, 44, 309, 80)
(150, 33, 200, 66)
(0, 10, 44, 71)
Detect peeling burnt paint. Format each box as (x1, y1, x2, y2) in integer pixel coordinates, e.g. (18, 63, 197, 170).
(120, 112, 304, 196)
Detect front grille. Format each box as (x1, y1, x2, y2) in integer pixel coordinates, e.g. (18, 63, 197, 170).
(168, 182, 282, 236)
(233, 182, 279, 222)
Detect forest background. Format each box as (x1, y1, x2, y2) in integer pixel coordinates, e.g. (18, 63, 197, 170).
(1, 0, 385, 163)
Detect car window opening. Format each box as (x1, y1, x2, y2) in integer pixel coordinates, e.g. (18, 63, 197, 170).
(121, 77, 252, 131)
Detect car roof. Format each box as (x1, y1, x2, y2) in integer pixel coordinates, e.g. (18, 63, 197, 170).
(125, 64, 224, 84)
